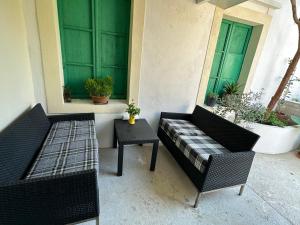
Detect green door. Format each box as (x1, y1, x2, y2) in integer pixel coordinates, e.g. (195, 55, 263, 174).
(206, 19, 252, 97)
(57, 0, 131, 99)
(97, 0, 130, 99)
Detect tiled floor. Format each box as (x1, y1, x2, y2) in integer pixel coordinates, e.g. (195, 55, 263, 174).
(77, 145, 300, 225)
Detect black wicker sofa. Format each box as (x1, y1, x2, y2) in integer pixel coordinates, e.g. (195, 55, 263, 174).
(158, 105, 260, 208)
(0, 104, 99, 225)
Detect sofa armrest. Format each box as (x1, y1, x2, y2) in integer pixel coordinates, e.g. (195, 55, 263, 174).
(160, 112, 192, 121)
(48, 113, 95, 123)
(0, 170, 99, 225)
(201, 151, 255, 192)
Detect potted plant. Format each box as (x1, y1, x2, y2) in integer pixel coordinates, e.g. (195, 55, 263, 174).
(214, 91, 300, 154)
(205, 92, 219, 107)
(85, 76, 113, 104)
(63, 86, 72, 103)
(126, 102, 141, 125)
(223, 82, 240, 96)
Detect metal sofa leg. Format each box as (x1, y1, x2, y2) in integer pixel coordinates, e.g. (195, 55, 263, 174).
(95, 216, 100, 225)
(239, 184, 245, 196)
(194, 192, 201, 208)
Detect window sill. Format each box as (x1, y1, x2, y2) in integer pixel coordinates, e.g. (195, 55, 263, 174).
(49, 99, 128, 114)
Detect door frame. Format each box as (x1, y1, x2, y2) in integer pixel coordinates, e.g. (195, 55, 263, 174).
(196, 5, 272, 105)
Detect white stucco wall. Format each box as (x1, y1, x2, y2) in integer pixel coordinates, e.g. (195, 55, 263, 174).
(22, 0, 47, 110)
(0, 0, 35, 131)
(139, 0, 215, 128)
(6, 0, 298, 147)
(19, 0, 216, 147)
(250, 0, 299, 105)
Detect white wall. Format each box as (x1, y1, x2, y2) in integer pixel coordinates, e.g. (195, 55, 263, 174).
(22, 0, 47, 110)
(13, 0, 299, 147)
(0, 0, 35, 131)
(139, 0, 215, 128)
(250, 0, 299, 105)
(97, 0, 215, 145)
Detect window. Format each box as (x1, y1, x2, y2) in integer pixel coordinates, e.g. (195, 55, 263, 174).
(57, 0, 131, 99)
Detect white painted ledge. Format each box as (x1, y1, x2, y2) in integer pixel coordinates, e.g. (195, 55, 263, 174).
(50, 99, 128, 114)
(250, 0, 281, 9)
(196, 0, 281, 9)
(196, 0, 248, 9)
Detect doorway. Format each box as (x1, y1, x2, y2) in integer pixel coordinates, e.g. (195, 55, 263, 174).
(206, 19, 253, 97)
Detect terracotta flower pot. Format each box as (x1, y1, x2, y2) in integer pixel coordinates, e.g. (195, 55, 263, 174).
(92, 96, 108, 104)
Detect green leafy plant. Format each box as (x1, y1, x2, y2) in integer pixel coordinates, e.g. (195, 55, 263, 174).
(206, 92, 219, 107)
(277, 61, 300, 112)
(207, 92, 219, 99)
(265, 111, 288, 127)
(126, 102, 141, 117)
(223, 82, 240, 96)
(63, 86, 72, 103)
(215, 91, 264, 124)
(215, 90, 289, 127)
(85, 76, 113, 97)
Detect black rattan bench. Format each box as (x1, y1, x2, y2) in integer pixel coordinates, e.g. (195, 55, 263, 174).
(0, 104, 99, 225)
(158, 105, 260, 208)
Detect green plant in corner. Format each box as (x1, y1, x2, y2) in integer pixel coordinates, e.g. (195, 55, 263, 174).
(63, 86, 72, 103)
(215, 90, 288, 128)
(126, 102, 141, 125)
(215, 91, 265, 124)
(206, 92, 219, 107)
(85, 76, 113, 104)
(265, 111, 288, 127)
(207, 92, 219, 99)
(223, 82, 241, 96)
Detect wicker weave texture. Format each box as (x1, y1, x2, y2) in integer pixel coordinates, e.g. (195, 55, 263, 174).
(0, 105, 99, 225)
(0, 104, 50, 183)
(0, 170, 99, 225)
(158, 107, 258, 195)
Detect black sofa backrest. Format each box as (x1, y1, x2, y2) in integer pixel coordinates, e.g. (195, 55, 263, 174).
(191, 106, 260, 152)
(0, 104, 50, 184)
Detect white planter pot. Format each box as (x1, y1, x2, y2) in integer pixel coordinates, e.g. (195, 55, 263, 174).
(244, 122, 300, 154)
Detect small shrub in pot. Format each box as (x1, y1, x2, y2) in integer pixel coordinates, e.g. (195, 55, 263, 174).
(126, 102, 141, 125)
(223, 82, 240, 96)
(85, 76, 113, 104)
(205, 92, 219, 107)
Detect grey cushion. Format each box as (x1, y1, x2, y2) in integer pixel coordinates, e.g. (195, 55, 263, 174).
(26, 120, 99, 179)
(160, 119, 230, 173)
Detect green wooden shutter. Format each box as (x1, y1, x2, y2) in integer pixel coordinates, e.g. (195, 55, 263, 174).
(58, 0, 94, 99)
(57, 0, 130, 99)
(206, 19, 252, 96)
(96, 0, 130, 99)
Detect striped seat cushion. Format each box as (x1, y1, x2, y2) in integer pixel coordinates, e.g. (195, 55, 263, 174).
(26, 120, 99, 179)
(160, 119, 230, 173)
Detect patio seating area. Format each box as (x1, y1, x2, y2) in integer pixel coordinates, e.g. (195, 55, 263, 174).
(1, 0, 300, 224)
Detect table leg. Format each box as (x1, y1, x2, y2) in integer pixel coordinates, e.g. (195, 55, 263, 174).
(150, 141, 159, 171)
(113, 125, 117, 148)
(117, 144, 124, 176)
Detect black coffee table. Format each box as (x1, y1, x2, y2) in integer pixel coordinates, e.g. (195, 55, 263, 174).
(113, 119, 159, 176)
